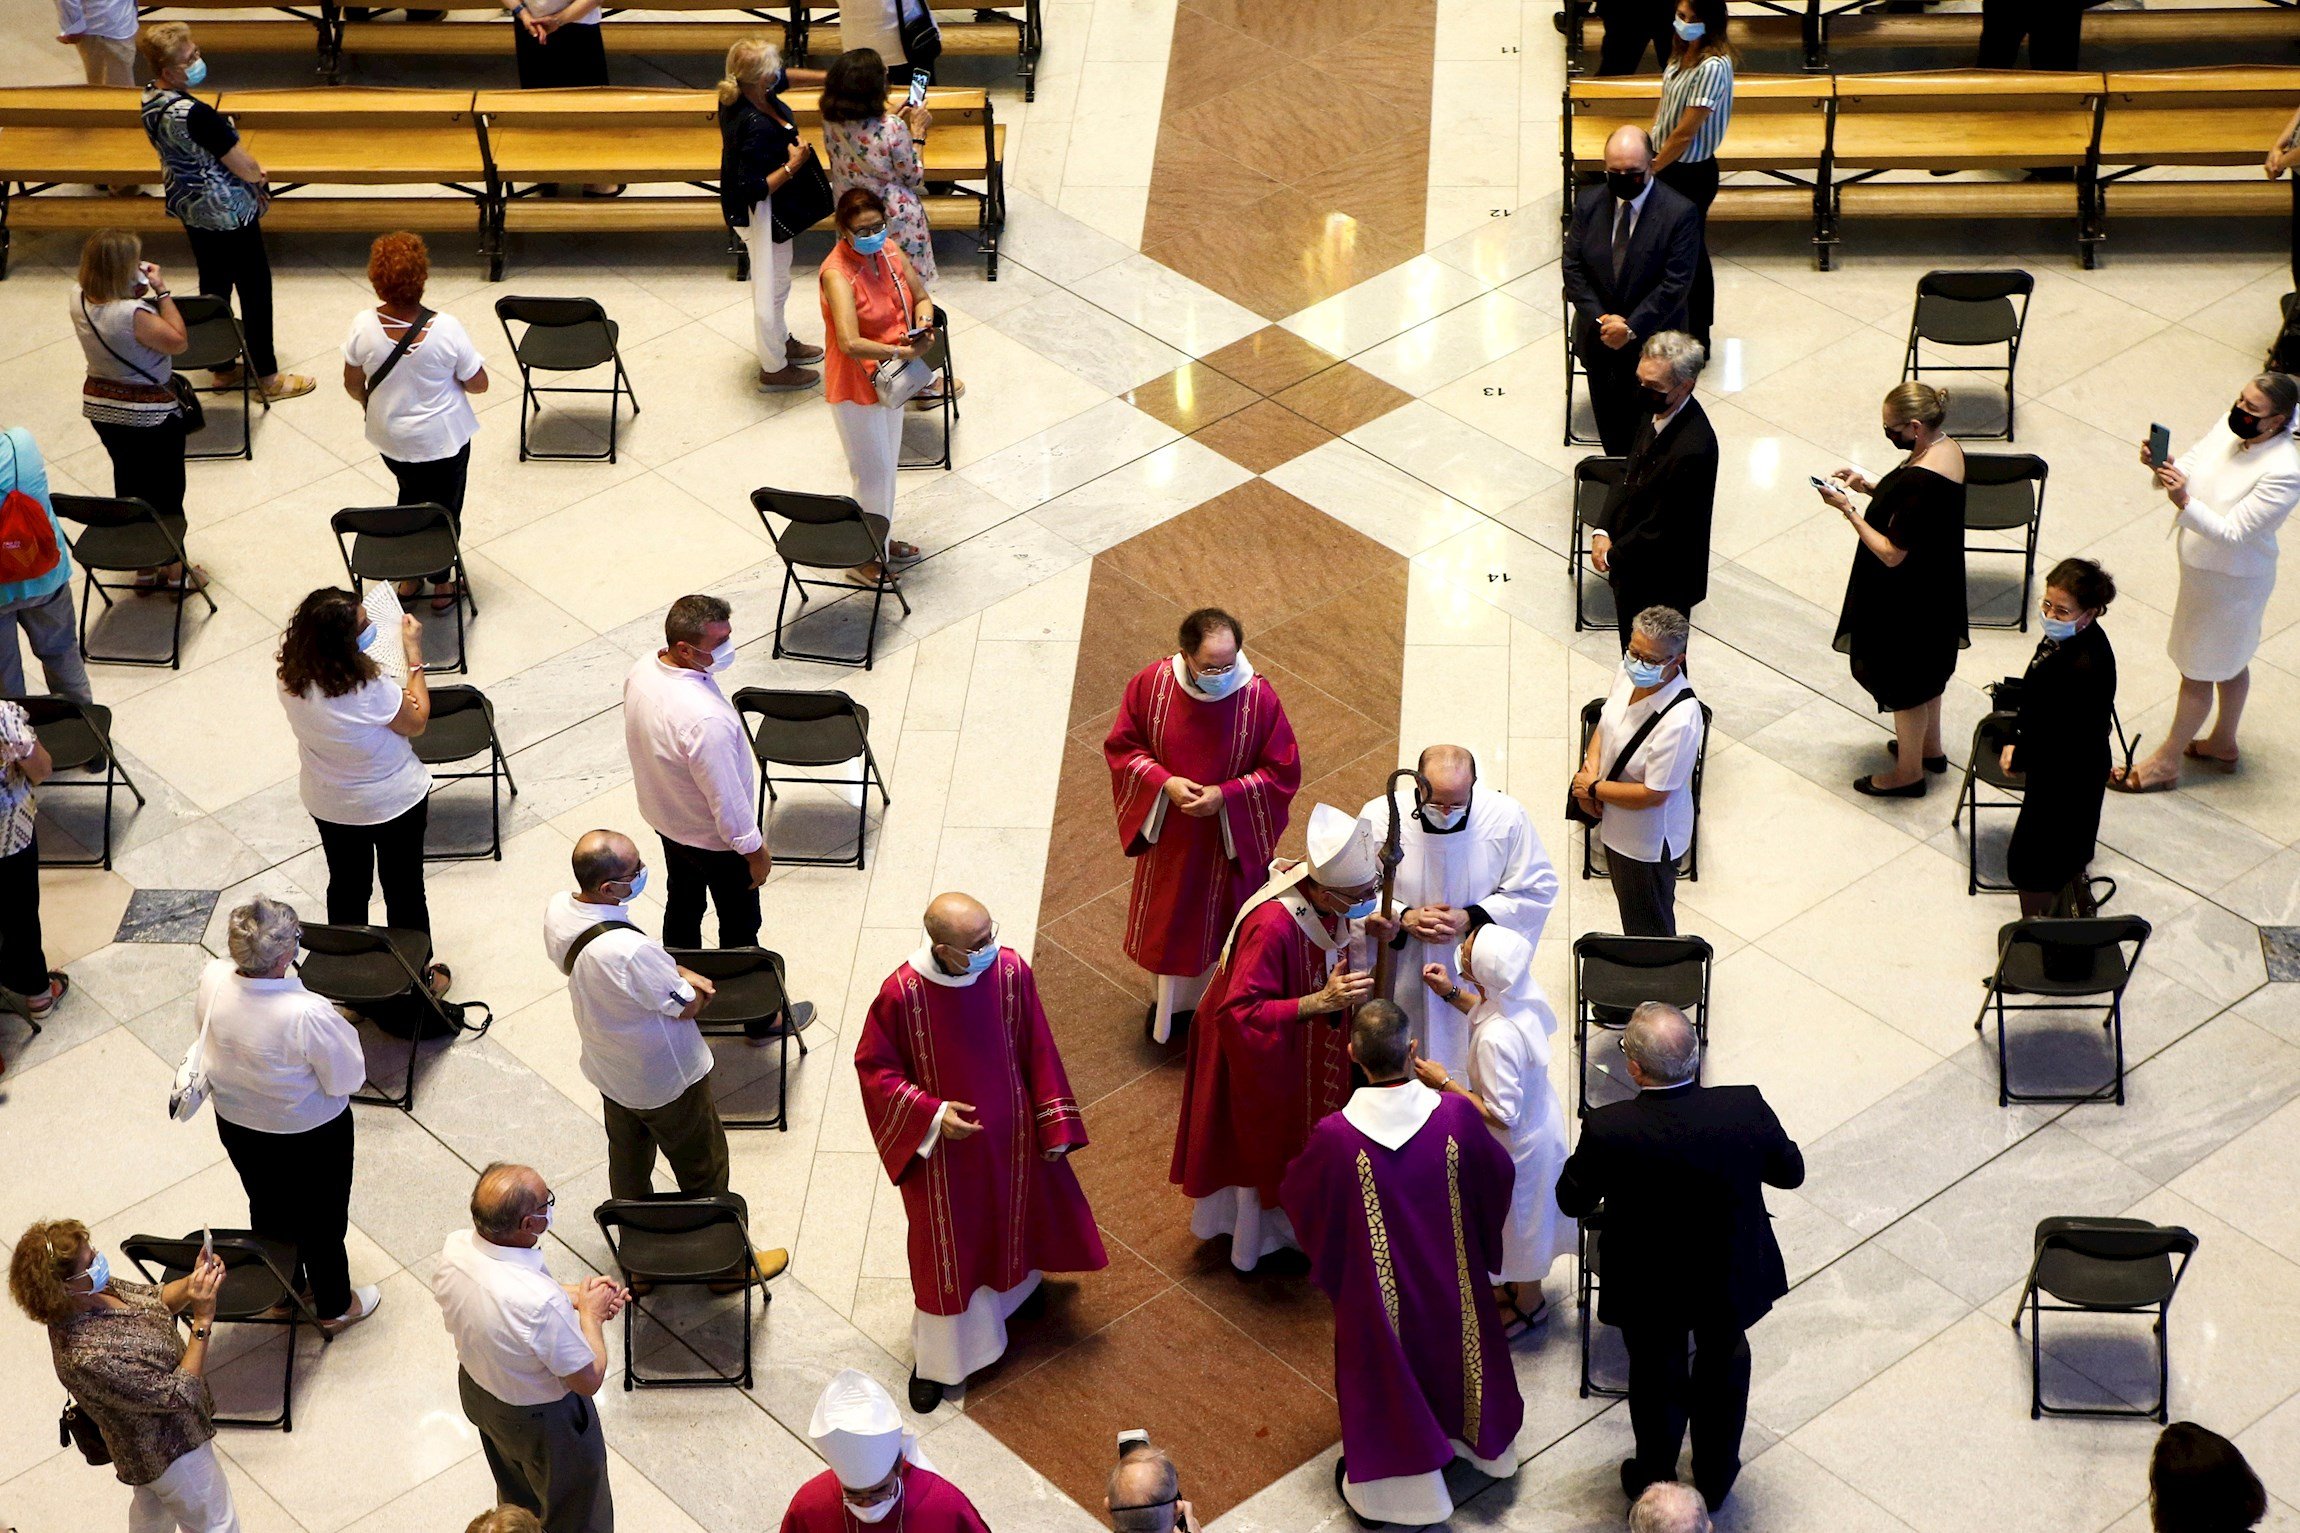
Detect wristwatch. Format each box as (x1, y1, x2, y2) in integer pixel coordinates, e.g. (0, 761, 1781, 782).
(188, 1321, 212, 1340)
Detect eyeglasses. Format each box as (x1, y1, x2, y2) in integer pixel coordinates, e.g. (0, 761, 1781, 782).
(2038, 596, 2083, 621)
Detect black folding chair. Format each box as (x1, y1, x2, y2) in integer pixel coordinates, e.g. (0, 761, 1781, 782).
(1575, 696, 1713, 882)
(51, 493, 216, 669)
(731, 687, 890, 870)
(594, 1193, 770, 1389)
(898, 308, 959, 473)
(1902, 270, 2033, 440)
(1973, 914, 2152, 1107)
(414, 685, 518, 862)
(2011, 1216, 2197, 1422)
(1962, 454, 2048, 630)
(1572, 932, 1712, 1118)
(1563, 324, 1598, 448)
(665, 945, 810, 1131)
(495, 296, 640, 462)
(174, 294, 256, 461)
(25, 695, 144, 869)
(1570, 455, 1626, 633)
(1951, 709, 2023, 896)
(752, 487, 912, 670)
(123, 1231, 326, 1430)
(1576, 1207, 1625, 1400)
(297, 923, 492, 1112)
(330, 505, 476, 676)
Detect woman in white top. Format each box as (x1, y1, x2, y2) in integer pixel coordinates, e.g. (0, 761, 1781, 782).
(276, 588, 447, 986)
(198, 895, 379, 1332)
(1414, 923, 1571, 1329)
(1573, 604, 1705, 937)
(2115, 372, 2300, 792)
(73, 229, 201, 590)
(342, 233, 486, 613)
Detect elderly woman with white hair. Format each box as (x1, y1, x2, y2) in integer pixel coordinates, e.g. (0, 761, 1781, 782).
(194, 895, 379, 1333)
(717, 35, 828, 392)
(1414, 923, 1572, 1330)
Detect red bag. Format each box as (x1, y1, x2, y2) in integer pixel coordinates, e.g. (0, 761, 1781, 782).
(0, 435, 59, 585)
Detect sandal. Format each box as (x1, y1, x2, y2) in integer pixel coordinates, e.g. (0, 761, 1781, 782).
(424, 963, 453, 999)
(2182, 742, 2239, 772)
(2108, 765, 2177, 795)
(430, 580, 461, 613)
(1494, 1289, 1549, 1337)
(26, 971, 69, 1019)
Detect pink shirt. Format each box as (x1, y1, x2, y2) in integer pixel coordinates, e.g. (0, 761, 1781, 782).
(622, 655, 761, 855)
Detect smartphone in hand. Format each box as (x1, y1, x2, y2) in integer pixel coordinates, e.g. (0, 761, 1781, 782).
(1809, 475, 1834, 492)
(907, 74, 929, 108)
(2148, 423, 2172, 468)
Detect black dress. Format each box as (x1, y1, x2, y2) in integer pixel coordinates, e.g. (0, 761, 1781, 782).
(2006, 620, 2117, 894)
(1833, 463, 1969, 712)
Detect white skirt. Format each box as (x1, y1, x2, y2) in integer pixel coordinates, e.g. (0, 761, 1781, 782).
(2168, 563, 2275, 682)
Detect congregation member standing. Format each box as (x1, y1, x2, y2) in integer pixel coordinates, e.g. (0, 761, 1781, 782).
(137, 23, 313, 402)
(0, 427, 94, 706)
(1822, 380, 1967, 798)
(1595, 0, 1672, 74)
(198, 895, 380, 1333)
(1573, 606, 1704, 938)
(2115, 373, 2300, 793)
(819, 189, 933, 583)
(2002, 559, 2119, 916)
(1556, 1004, 1803, 1513)
(1281, 999, 1525, 1529)
(503, 0, 604, 87)
(434, 1163, 627, 1533)
(1590, 330, 1718, 650)
(821, 48, 938, 286)
(1106, 607, 1300, 1044)
(0, 699, 66, 1046)
(1563, 126, 1699, 454)
(855, 893, 1106, 1411)
(72, 231, 199, 598)
(1170, 804, 1396, 1272)
(1650, 0, 1734, 349)
(56, 0, 139, 86)
(1359, 743, 1555, 1079)
(718, 38, 828, 393)
(1978, 0, 2081, 69)
(782, 1369, 991, 1532)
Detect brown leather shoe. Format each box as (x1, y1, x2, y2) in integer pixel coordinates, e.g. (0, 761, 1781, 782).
(709, 1246, 789, 1294)
(755, 365, 820, 392)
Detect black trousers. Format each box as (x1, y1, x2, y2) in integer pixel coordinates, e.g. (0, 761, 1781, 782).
(1584, 341, 1645, 456)
(92, 416, 188, 522)
(1610, 581, 1700, 651)
(384, 443, 471, 582)
(216, 1106, 357, 1318)
(514, 19, 608, 87)
(315, 798, 431, 932)
(659, 834, 759, 950)
(1607, 846, 1679, 937)
(1596, 0, 1672, 74)
(1657, 156, 1719, 349)
(0, 837, 49, 996)
(2289, 174, 2299, 294)
(1623, 1319, 1752, 1504)
(184, 220, 279, 378)
(1978, 0, 2081, 69)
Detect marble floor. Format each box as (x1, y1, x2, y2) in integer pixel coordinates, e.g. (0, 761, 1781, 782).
(6, 0, 2300, 1529)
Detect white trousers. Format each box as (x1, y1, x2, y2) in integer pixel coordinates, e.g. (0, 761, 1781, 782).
(129, 1442, 241, 1533)
(830, 397, 904, 523)
(1191, 1187, 1299, 1272)
(1149, 967, 1211, 1046)
(912, 1272, 1041, 1386)
(743, 204, 792, 373)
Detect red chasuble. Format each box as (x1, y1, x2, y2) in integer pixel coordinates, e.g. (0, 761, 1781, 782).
(1105, 659, 1301, 977)
(779, 1466, 991, 1533)
(855, 950, 1108, 1316)
(1169, 895, 1353, 1204)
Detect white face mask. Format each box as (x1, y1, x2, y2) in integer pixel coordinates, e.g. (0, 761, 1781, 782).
(845, 1483, 902, 1524)
(708, 639, 736, 672)
(1421, 803, 1466, 831)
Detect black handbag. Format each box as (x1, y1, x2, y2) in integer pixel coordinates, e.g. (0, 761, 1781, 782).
(60, 1398, 110, 1467)
(83, 297, 204, 433)
(1568, 689, 1698, 826)
(769, 147, 835, 241)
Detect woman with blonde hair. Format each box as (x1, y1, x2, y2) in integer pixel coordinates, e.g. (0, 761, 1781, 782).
(718, 35, 828, 392)
(1819, 380, 1969, 796)
(72, 227, 199, 592)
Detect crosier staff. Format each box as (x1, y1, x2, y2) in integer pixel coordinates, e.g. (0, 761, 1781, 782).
(1371, 766, 1423, 1002)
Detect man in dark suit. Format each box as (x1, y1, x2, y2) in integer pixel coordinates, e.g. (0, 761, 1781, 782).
(1562, 126, 1701, 456)
(1593, 330, 1720, 650)
(1555, 1003, 1803, 1513)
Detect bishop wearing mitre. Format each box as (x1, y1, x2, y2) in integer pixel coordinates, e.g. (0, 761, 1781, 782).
(781, 1368, 990, 1531)
(1170, 803, 1396, 1271)
(1106, 606, 1301, 1044)
(856, 893, 1108, 1413)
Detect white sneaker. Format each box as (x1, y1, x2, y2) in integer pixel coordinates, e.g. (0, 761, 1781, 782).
(322, 1285, 383, 1335)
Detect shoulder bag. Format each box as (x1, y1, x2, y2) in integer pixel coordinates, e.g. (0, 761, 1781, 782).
(81, 297, 203, 434)
(560, 919, 641, 977)
(358, 307, 434, 415)
(168, 985, 216, 1123)
(1566, 688, 1699, 827)
(60, 1397, 110, 1467)
(768, 134, 835, 241)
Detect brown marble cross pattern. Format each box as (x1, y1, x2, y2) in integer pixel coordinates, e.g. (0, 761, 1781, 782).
(1127, 325, 1413, 475)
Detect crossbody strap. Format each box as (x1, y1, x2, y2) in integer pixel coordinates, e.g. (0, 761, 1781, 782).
(1601, 688, 1698, 785)
(562, 919, 642, 976)
(360, 307, 435, 415)
(80, 297, 168, 389)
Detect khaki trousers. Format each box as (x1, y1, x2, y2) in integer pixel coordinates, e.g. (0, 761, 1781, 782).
(602, 1071, 729, 1201)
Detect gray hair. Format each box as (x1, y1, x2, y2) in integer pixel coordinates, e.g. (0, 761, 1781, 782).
(1632, 605, 1690, 659)
(1624, 1002, 1699, 1086)
(1629, 1482, 1713, 1533)
(227, 895, 301, 975)
(1107, 1445, 1179, 1533)
(1642, 330, 1708, 387)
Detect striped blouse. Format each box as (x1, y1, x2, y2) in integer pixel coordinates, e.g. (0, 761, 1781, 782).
(1655, 53, 1734, 165)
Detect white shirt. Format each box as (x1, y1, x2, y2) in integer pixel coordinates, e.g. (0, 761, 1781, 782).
(541, 890, 707, 1112)
(1593, 670, 1703, 862)
(623, 656, 762, 855)
(343, 309, 484, 464)
(432, 1229, 597, 1406)
(55, 0, 138, 41)
(281, 675, 431, 827)
(522, 0, 602, 25)
(2174, 422, 2300, 580)
(195, 958, 367, 1135)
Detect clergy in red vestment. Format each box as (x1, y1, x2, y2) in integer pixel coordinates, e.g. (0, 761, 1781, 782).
(1106, 606, 1301, 1044)
(856, 892, 1108, 1412)
(781, 1367, 990, 1532)
(1171, 803, 1398, 1271)
(1281, 999, 1525, 1528)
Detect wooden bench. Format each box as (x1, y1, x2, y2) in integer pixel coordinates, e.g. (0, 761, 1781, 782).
(208, 86, 493, 256)
(1565, 74, 1832, 234)
(2094, 66, 2300, 234)
(0, 86, 189, 275)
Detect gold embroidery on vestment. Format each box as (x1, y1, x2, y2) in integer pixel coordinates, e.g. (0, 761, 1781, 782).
(1356, 1149, 1400, 1332)
(1448, 1135, 1484, 1435)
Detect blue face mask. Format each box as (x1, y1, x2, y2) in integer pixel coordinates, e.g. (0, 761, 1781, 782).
(358, 624, 382, 654)
(1673, 16, 1704, 40)
(1190, 662, 1244, 700)
(181, 56, 209, 87)
(77, 1252, 111, 1296)
(617, 867, 648, 901)
(850, 228, 888, 255)
(1341, 894, 1378, 921)
(2040, 614, 2081, 643)
(962, 942, 997, 976)
(1625, 655, 1669, 689)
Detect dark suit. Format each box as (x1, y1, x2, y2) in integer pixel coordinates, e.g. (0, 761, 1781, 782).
(1556, 1081, 1804, 1507)
(1598, 396, 1720, 648)
(1562, 180, 1700, 455)
(1978, 0, 2083, 70)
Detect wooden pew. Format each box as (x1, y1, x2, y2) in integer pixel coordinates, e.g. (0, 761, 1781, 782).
(790, 3, 1044, 100)
(2094, 66, 2300, 249)
(0, 86, 196, 276)
(208, 87, 493, 252)
(474, 87, 728, 277)
(335, 0, 788, 76)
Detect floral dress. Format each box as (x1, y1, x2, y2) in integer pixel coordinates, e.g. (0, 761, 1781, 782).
(823, 112, 938, 284)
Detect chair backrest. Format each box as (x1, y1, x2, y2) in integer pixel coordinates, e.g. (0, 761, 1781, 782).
(424, 684, 490, 725)
(1964, 452, 2047, 531)
(664, 944, 785, 987)
(1917, 269, 2036, 304)
(752, 486, 870, 529)
(16, 693, 100, 732)
(122, 1231, 298, 1318)
(170, 294, 245, 370)
(1574, 455, 1625, 528)
(50, 492, 159, 531)
(732, 687, 859, 726)
(1574, 932, 1713, 1011)
(593, 1192, 749, 1240)
(295, 921, 426, 1008)
(2004, 913, 2152, 958)
(331, 503, 452, 541)
(494, 294, 608, 329)
(296, 922, 399, 960)
(2036, 1217, 2198, 1266)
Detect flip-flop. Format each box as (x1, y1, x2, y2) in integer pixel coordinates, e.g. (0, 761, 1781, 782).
(2107, 766, 2177, 795)
(26, 971, 70, 1019)
(1495, 1291, 1550, 1338)
(2182, 743, 2239, 772)
(424, 963, 453, 999)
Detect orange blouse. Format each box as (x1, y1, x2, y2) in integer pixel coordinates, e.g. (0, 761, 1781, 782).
(818, 240, 913, 407)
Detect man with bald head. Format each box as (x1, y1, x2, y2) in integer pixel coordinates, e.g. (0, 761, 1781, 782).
(1106, 1443, 1196, 1533)
(1361, 744, 1556, 1078)
(856, 892, 1107, 1411)
(1556, 1004, 1803, 1514)
(434, 1162, 628, 1533)
(1563, 124, 1700, 453)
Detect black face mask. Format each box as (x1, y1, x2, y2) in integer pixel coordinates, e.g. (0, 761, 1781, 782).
(2230, 405, 2265, 440)
(1884, 424, 1918, 451)
(1639, 383, 1674, 414)
(1605, 170, 1646, 202)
